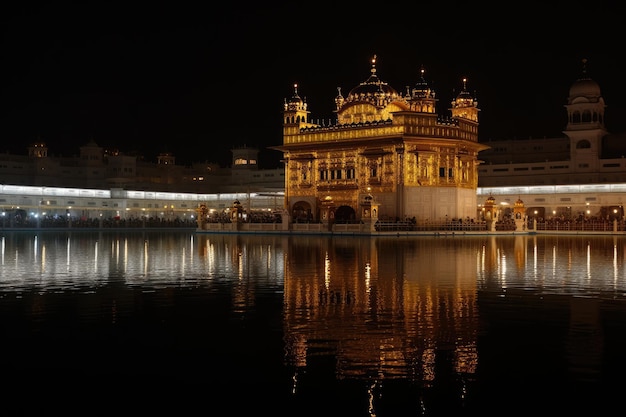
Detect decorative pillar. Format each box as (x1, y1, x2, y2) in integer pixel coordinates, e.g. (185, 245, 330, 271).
(320, 196, 335, 232)
(360, 193, 379, 233)
(484, 195, 497, 232)
(513, 197, 526, 232)
(232, 200, 244, 231)
(196, 204, 208, 230)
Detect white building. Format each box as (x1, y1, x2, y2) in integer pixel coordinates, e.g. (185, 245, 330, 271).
(477, 59, 626, 221)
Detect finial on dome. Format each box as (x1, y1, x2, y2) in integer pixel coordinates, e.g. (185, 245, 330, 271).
(462, 77, 468, 91)
(371, 54, 377, 75)
(581, 58, 588, 75)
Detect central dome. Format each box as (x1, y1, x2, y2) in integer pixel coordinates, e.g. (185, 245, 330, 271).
(346, 56, 399, 100)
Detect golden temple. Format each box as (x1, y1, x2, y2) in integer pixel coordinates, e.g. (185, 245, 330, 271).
(272, 56, 488, 225)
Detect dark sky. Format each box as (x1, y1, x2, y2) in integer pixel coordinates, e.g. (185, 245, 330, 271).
(2, 2, 625, 168)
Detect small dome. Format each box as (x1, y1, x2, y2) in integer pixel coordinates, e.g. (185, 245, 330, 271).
(455, 78, 474, 103)
(569, 59, 601, 99)
(288, 84, 304, 105)
(412, 66, 435, 99)
(284, 83, 307, 111)
(569, 77, 601, 98)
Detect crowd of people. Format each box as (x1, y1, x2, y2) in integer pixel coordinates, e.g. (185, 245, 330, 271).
(1, 214, 197, 229)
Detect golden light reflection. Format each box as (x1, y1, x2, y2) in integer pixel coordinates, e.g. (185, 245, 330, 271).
(41, 244, 46, 274)
(143, 239, 148, 276)
(324, 251, 330, 289)
(283, 236, 480, 394)
(587, 242, 591, 280)
(552, 245, 557, 279)
(614, 242, 618, 283)
(238, 249, 243, 280)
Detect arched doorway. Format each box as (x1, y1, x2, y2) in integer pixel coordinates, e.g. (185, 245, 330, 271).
(334, 205, 356, 223)
(292, 201, 313, 223)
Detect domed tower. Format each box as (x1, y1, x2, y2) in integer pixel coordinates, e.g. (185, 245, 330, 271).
(335, 55, 409, 125)
(407, 65, 437, 114)
(564, 58, 607, 169)
(450, 77, 479, 122)
(283, 84, 318, 138)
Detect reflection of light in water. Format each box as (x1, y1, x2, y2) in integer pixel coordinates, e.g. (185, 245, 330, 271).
(497, 248, 506, 278)
(614, 243, 618, 284)
(568, 247, 572, 272)
(34, 235, 38, 259)
(94, 241, 98, 272)
(238, 249, 243, 280)
(587, 242, 591, 281)
(1, 236, 4, 265)
(112, 239, 118, 267)
(41, 244, 46, 274)
(421, 347, 436, 382)
(552, 245, 557, 279)
(144, 239, 148, 276)
(181, 246, 186, 275)
(533, 243, 538, 278)
(324, 251, 330, 289)
(455, 343, 478, 375)
(207, 242, 215, 272)
(478, 244, 485, 279)
(189, 235, 194, 268)
(365, 262, 371, 294)
(291, 370, 298, 395)
(123, 238, 128, 272)
(66, 237, 70, 270)
(368, 380, 377, 416)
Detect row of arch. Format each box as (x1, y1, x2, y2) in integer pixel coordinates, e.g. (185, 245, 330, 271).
(292, 201, 357, 223)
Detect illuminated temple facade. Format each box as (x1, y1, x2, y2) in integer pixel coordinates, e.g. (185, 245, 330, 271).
(272, 56, 488, 224)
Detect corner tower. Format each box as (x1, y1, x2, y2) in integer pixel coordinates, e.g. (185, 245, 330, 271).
(564, 58, 607, 170)
(283, 84, 318, 138)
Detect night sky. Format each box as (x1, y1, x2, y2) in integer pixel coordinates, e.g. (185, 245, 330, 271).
(2, 2, 625, 168)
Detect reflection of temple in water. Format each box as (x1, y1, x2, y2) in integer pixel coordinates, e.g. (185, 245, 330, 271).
(281, 233, 626, 409)
(282, 236, 483, 390)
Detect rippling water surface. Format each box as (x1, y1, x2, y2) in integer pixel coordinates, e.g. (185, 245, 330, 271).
(1, 230, 625, 416)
